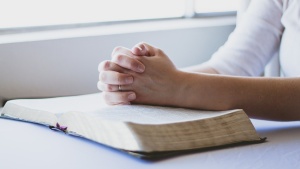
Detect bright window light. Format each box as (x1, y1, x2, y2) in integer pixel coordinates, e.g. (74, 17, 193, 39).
(0, 0, 185, 29)
(195, 0, 239, 13)
(0, 0, 238, 30)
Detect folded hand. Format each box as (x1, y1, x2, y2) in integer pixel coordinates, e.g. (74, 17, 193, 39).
(98, 42, 182, 106)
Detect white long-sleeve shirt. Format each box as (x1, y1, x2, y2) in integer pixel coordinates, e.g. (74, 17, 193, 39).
(208, 0, 300, 77)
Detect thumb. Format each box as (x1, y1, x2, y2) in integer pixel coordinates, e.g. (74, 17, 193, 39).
(131, 42, 156, 56)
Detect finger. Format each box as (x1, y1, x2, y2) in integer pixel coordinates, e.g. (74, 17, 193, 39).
(112, 46, 134, 57)
(131, 43, 149, 56)
(133, 42, 157, 56)
(111, 54, 145, 73)
(99, 71, 133, 85)
(97, 81, 132, 92)
(98, 60, 126, 73)
(102, 91, 136, 105)
(112, 47, 145, 73)
(97, 81, 119, 92)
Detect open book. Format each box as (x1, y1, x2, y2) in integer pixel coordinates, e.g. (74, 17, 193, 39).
(0, 93, 264, 158)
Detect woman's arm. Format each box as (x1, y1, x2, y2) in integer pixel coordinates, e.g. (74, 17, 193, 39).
(99, 43, 300, 121)
(181, 62, 219, 74)
(174, 72, 300, 121)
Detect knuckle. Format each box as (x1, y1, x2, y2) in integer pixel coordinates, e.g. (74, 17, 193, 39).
(116, 54, 123, 62)
(106, 84, 114, 91)
(102, 60, 110, 70)
(156, 48, 162, 53)
(112, 46, 123, 55)
(156, 48, 165, 55)
(113, 54, 123, 63)
(98, 60, 110, 71)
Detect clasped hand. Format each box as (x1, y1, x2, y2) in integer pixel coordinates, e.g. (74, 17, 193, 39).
(98, 42, 183, 106)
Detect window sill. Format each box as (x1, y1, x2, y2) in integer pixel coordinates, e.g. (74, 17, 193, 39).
(0, 16, 236, 44)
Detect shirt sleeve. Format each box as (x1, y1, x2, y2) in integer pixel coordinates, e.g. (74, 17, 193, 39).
(208, 0, 285, 76)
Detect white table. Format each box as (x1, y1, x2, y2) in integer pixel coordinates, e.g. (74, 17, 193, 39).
(1, 107, 300, 169)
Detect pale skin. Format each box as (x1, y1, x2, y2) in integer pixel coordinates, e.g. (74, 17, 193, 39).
(98, 42, 300, 121)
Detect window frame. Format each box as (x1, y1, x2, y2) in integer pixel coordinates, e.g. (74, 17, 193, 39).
(0, 0, 237, 35)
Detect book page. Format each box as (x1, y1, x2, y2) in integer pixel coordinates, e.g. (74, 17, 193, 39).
(85, 104, 239, 124)
(5, 93, 240, 125)
(6, 93, 108, 116)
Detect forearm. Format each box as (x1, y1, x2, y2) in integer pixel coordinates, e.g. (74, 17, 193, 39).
(174, 71, 300, 121)
(181, 62, 219, 74)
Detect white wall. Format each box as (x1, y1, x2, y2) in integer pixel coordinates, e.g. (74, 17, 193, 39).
(0, 21, 235, 105)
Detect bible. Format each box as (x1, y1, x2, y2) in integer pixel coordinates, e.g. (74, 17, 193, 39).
(0, 93, 264, 158)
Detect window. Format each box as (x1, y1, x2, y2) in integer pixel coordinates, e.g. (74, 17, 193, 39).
(0, 0, 238, 30)
(195, 0, 239, 13)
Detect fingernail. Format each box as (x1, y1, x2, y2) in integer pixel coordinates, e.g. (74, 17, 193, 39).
(128, 93, 136, 100)
(126, 76, 133, 84)
(136, 46, 142, 52)
(137, 65, 145, 73)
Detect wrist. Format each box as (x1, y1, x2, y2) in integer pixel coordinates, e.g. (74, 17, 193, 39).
(169, 71, 231, 110)
(168, 70, 191, 107)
